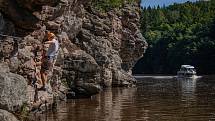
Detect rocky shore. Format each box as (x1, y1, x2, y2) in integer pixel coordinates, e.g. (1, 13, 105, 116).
(0, 0, 147, 120)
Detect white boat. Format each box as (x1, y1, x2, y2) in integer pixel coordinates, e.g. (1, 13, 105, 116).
(177, 65, 197, 78)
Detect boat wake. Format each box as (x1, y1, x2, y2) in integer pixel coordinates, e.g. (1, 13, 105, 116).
(133, 75, 202, 80)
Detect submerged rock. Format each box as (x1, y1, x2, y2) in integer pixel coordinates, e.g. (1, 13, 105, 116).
(67, 83, 101, 99)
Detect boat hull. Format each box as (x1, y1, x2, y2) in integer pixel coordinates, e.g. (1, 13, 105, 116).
(176, 75, 200, 79)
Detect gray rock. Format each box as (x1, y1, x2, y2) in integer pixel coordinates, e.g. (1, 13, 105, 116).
(18, 47, 34, 63)
(9, 56, 21, 73)
(0, 109, 19, 121)
(79, 83, 101, 95)
(64, 50, 99, 73)
(0, 37, 15, 59)
(0, 63, 10, 73)
(0, 72, 28, 112)
(112, 69, 136, 87)
(100, 68, 112, 87)
(58, 88, 67, 101)
(67, 83, 101, 99)
(27, 85, 53, 112)
(46, 21, 61, 30)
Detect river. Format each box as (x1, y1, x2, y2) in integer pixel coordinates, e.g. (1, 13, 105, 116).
(33, 76, 215, 121)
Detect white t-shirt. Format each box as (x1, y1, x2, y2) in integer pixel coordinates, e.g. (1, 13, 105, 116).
(46, 39, 59, 57)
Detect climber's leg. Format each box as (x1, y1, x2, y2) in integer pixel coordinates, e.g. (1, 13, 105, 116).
(39, 56, 54, 91)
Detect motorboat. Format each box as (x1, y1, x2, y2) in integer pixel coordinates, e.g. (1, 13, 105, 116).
(177, 65, 197, 78)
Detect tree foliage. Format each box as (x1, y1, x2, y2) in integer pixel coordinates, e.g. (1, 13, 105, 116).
(92, 0, 137, 11)
(135, 0, 215, 74)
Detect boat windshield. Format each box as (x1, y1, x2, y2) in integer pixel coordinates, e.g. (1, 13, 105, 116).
(180, 65, 196, 72)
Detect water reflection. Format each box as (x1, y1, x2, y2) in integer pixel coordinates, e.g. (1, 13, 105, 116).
(178, 78, 197, 105)
(32, 76, 215, 121)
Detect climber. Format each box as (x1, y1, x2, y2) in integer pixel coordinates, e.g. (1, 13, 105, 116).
(39, 32, 59, 91)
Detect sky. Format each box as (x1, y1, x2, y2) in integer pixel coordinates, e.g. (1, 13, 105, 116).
(141, 0, 199, 7)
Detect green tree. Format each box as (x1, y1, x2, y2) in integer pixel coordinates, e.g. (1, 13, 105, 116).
(135, 0, 215, 74)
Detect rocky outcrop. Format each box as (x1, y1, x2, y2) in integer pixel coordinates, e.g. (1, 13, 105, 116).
(75, 3, 147, 87)
(0, 0, 147, 100)
(0, 64, 27, 112)
(0, 109, 19, 121)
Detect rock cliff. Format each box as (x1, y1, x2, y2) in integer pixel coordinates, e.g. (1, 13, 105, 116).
(0, 0, 147, 115)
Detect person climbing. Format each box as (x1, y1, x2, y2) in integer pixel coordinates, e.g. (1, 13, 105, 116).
(39, 32, 59, 91)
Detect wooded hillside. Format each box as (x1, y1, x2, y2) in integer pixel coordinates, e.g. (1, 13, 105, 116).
(134, 0, 215, 74)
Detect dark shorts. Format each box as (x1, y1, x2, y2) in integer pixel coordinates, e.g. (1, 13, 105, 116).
(41, 56, 55, 73)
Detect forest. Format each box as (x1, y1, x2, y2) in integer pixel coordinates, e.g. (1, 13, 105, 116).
(133, 0, 215, 75)
(91, 0, 137, 11)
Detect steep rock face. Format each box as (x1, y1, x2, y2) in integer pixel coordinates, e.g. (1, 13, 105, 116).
(0, 0, 147, 98)
(76, 3, 147, 87)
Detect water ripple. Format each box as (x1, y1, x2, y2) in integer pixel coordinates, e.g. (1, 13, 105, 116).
(33, 76, 215, 121)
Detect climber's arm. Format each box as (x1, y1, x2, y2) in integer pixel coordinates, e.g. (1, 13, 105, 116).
(44, 40, 54, 44)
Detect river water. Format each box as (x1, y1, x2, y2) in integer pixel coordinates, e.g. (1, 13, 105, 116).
(35, 76, 215, 121)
